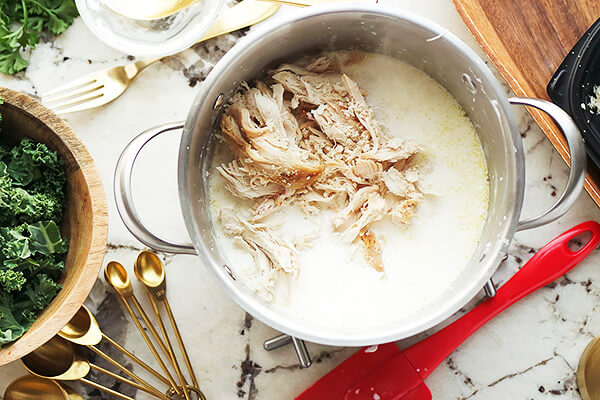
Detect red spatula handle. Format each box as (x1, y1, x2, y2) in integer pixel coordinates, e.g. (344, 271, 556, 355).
(404, 220, 600, 378)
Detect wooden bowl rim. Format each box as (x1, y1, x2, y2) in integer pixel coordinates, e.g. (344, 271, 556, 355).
(0, 87, 108, 365)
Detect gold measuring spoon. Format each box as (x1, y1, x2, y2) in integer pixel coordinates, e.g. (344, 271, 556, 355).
(577, 335, 600, 400)
(59, 305, 170, 386)
(105, 261, 183, 397)
(61, 385, 84, 400)
(4, 375, 69, 400)
(134, 253, 193, 400)
(21, 335, 168, 400)
(135, 251, 200, 390)
(59, 305, 168, 396)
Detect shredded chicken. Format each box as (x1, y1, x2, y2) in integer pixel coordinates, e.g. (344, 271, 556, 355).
(219, 208, 299, 276)
(216, 52, 423, 273)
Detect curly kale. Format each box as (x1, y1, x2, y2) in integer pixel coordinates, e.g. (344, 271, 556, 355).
(0, 269, 26, 292)
(0, 0, 78, 74)
(0, 138, 66, 226)
(0, 137, 68, 347)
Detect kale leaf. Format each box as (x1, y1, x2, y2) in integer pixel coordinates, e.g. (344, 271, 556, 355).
(0, 135, 68, 347)
(0, 0, 78, 75)
(0, 293, 27, 346)
(28, 220, 68, 255)
(24, 273, 62, 311)
(0, 139, 66, 226)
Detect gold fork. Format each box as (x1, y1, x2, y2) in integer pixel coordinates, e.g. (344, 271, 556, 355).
(43, 0, 282, 114)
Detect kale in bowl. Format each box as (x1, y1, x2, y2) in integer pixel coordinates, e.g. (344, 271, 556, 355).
(0, 131, 69, 346)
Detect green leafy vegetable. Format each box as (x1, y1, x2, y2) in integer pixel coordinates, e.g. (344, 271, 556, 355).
(0, 293, 26, 346)
(23, 273, 62, 311)
(0, 126, 68, 347)
(0, 269, 26, 292)
(28, 220, 68, 255)
(0, 0, 79, 75)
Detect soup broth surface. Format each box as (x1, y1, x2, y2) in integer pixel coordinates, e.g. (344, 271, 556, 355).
(208, 52, 489, 331)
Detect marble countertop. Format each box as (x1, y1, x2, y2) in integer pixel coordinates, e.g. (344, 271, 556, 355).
(1, 0, 600, 399)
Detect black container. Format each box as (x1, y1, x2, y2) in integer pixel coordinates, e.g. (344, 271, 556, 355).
(548, 18, 600, 169)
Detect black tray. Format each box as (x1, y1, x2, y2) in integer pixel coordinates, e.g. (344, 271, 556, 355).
(547, 17, 600, 169)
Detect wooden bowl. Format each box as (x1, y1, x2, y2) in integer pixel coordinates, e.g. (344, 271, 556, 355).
(0, 88, 108, 365)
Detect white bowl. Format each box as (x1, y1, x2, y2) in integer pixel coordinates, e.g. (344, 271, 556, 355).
(76, 0, 224, 57)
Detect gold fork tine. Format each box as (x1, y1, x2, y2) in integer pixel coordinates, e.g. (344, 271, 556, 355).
(44, 81, 104, 104)
(48, 90, 105, 111)
(52, 96, 113, 115)
(42, 73, 101, 97)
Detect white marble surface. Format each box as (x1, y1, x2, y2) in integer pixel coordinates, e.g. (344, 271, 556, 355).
(1, 0, 600, 399)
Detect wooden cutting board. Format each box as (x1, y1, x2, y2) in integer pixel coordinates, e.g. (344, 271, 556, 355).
(452, 0, 600, 206)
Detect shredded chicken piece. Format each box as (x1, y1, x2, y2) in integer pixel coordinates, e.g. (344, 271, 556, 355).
(216, 52, 424, 274)
(217, 160, 281, 199)
(360, 231, 385, 273)
(219, 208, 299, 276)
(352, 159, 381, 181)
(382, 166, 422, 200)
(220, 83, 324, 188)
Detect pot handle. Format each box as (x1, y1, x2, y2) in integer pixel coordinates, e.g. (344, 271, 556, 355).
(114, 122, 197, 254)
(510, 97, 586, 231)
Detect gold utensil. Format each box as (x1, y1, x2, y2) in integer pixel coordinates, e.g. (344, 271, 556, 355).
(135, 251, 199, 390)
(4, 375, 69, 400)
(133, 253, 192, 400)
(59, 305, 168, 396)
(42, 0, 281, 114)
(104, 261, 184, 397)
(104, 0, 201, 20)
(62, 385, 85, 400)
(132, 253, 195, 399)
(577, 335, 600, 400)
(59, 305, 170, 386)
(168, 385, 207, 400)
(22, 336, 167, 400)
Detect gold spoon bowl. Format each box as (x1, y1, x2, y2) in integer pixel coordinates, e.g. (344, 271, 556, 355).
(22, 335, 87, 380)
(578, 335, 600, 400)
(60, 305, 170, 387)
(59, 306, 102, 346)
(22, 335, 155, 400)
(4, 375, 68, 400)
(105, 261, 134, 297)
(135, 251, 167, 301)
(59, 305, 170, 397)
(62, 385, 84, 400)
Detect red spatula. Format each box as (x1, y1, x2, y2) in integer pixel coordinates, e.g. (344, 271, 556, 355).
(296, 221, 600, 400)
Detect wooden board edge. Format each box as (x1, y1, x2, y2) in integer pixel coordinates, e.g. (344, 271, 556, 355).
(451, 0, 600, 207)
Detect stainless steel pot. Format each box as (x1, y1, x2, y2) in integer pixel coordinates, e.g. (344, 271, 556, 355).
(114, 4, 586, 347)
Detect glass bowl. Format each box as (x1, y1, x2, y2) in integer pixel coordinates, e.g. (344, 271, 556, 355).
(76, 0, 224, 57)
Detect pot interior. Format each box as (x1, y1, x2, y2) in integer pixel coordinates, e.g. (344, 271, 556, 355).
(180, 6, 523, 345)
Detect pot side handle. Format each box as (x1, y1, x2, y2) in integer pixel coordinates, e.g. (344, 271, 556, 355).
(510, 97, 586, 231)
(114, 122, 197, 254)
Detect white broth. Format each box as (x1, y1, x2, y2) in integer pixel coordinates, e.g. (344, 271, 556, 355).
(208, 52, 489, 331)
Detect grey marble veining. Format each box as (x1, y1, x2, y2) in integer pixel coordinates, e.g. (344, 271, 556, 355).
(1, 0, 600, 399)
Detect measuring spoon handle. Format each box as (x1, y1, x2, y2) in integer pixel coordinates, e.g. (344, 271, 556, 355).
(80, 378, 135, 400)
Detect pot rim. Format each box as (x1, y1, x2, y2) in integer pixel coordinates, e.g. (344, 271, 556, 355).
(178, 3, 524, 346)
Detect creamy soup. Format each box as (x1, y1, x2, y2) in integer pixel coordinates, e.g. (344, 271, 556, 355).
(208, 52, 489, 330)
